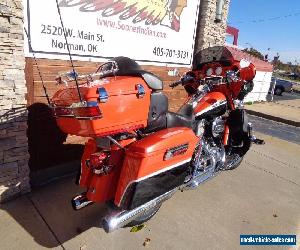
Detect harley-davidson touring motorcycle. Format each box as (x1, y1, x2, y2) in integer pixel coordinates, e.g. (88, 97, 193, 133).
(51, 46, 263, 232)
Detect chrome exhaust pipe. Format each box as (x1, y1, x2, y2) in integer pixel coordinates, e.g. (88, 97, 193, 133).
(102, 189, 177, 233)
(71, 193, 94, 210)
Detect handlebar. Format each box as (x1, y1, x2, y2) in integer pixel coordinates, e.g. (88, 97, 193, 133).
(169, 75, 195, 88)
(169, 80, 182, 88)
(169, 70, 242, 89)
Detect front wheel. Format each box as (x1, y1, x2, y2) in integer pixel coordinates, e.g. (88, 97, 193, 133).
(274, 87, 283, 95)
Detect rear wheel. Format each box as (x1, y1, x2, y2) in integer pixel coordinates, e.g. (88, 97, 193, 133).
(125, 203, 162, 227)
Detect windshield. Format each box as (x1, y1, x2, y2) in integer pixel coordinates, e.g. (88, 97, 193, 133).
(193, 46, 242, 70)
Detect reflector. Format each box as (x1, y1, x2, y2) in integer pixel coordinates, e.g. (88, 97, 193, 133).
(72, 106, 102, 119)
(53, 107, 73, 117)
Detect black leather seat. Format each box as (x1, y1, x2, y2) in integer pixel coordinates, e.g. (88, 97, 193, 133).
(166, 112, 193, 129)
(166, 104, 194, 129)
(108, 57, 163, 90)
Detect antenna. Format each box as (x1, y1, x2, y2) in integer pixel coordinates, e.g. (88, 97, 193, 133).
(23, 26, 51, 105)
(55, 0, 83, 103)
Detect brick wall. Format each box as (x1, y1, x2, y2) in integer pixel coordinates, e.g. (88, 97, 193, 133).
(0, 0, 30, 202)
(194, 0, 230, 55)
(0, 0, 230, 202)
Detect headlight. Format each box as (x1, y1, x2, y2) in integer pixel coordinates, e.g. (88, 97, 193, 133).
(215, 66, 222, 76)
(206, 68, 213, 76)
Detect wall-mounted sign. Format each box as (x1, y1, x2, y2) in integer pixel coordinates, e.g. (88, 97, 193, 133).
(24, 0, 201, 66)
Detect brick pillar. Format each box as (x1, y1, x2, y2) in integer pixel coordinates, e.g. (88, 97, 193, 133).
(194, 0, 230, 54)
(0, 0, 30, 202)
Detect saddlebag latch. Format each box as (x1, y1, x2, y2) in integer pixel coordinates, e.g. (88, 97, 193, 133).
(136, 84, 145, 98)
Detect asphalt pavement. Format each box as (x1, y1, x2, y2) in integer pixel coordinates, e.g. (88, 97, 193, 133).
(268, 91, 300, 102)
(0, 129, 299, 250)
(1, 91, 300, 249)
(249, 115, 300, 145)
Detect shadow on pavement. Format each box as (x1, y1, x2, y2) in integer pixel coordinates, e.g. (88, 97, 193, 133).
(1, 176, 108, 248)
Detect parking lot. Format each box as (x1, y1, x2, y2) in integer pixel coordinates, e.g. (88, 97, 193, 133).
(1, 126, 299, 250)
(1, 91, 300, 250)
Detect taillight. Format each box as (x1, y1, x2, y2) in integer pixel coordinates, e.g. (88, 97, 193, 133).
(53, 107, 73, 117)
(72, 106, 102, 119)
(89, 152, 108, 168)
(52, 102, 102, 119)
(88, 152, 114, 175)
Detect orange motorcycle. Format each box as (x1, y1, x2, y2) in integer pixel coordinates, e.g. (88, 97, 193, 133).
(51, 47, 263, 232)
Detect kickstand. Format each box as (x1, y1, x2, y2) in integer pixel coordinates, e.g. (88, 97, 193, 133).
(251, 136, 265, 145)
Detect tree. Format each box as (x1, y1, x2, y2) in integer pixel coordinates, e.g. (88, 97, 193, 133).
(242, 47, 264, 60)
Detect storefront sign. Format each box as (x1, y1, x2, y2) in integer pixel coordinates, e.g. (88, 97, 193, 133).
(24, 0, 201, 66)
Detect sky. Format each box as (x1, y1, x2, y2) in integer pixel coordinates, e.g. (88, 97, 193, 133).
(227, 0, 300, 64)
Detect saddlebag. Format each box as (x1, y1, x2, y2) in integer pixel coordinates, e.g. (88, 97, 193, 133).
(115, 127, 199, 209)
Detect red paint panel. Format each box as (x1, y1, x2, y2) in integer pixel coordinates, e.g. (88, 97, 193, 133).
(114, 127, 199, 206)
(51, 76, 151, 137)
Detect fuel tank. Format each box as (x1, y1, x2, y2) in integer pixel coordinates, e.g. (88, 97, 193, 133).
(193, 91, 227, 119)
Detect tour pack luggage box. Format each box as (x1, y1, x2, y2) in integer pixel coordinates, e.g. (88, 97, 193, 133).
(51, 76, 151, 137)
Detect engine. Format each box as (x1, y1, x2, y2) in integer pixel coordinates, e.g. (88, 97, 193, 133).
(211, 116, 225, 138)
(195, 116, 225, 139)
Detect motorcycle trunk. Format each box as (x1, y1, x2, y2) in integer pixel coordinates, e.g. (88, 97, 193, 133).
(51, 76, 151, 137)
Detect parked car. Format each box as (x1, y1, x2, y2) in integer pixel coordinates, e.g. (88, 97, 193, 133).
(269, 78, 293, 95)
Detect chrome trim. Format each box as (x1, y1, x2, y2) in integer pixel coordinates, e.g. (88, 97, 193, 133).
(102, 188, 176, 233)
(117, 158, 191, 207)
(52, 107, 74, 118)
(53, 101, 102, 120)
(194, 100, 227, 117)
(98, 87, 109, 103)
(107, 136, 124, 149)
(71, 193, 93, 210)
(136, 84, 145, 98)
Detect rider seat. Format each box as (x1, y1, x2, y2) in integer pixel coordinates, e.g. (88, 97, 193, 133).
(110, 57, 163, 90)
(110, 57, 194, 132)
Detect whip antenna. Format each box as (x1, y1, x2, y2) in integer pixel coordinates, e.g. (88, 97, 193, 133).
(23, 26, 51, 105)
(55, 0, 83, 103)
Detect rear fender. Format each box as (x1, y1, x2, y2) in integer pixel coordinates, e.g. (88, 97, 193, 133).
(79, 138, 134, 203)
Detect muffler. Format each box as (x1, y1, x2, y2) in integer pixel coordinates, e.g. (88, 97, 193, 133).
(102, 189, 177, 233)
(71, 193, 94, 210)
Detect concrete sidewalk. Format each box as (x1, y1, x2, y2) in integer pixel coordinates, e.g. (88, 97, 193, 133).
(0, 132, 299, 250)
(245, 97, 300, 127)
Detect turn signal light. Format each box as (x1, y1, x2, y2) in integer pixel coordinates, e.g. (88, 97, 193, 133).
(90, 152, 108, 168)
(89, 152, 114, 175)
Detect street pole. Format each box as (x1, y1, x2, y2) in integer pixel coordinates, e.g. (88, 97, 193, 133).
(271, 77, 276, 102)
